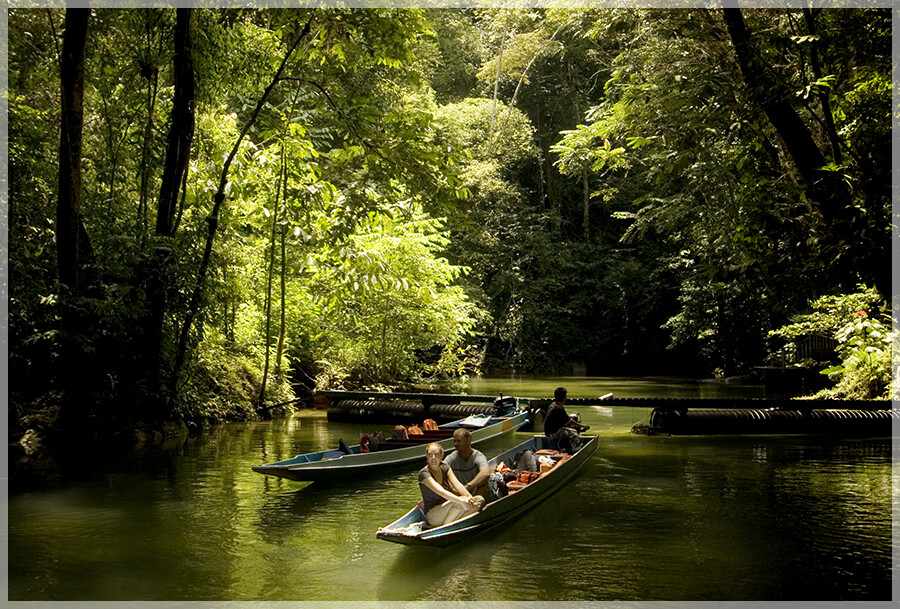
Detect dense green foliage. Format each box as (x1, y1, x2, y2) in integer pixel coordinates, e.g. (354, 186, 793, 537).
(8, 8, 892, 443)
(549, 9, 891, 374)
(768, 286, 895, 400)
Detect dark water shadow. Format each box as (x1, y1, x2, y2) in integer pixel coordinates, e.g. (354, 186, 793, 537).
(252, 473, 407, 543)
(376, 543, 477, 601)
(10, 433, 191, 493)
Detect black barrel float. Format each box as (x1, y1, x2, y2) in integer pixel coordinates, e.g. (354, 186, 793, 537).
(633, 407, 897, 436)
(326, 398, 493, 424)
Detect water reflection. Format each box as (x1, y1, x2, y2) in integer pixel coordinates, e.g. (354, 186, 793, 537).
(8, 381, 894, 601)
(468, 375, 766, 400)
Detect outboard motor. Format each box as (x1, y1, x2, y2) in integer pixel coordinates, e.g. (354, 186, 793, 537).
(493, 396, 517, 417)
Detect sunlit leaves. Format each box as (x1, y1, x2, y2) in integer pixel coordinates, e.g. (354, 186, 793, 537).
(767, 285, 894, 399)
(304, 210, 477, 384)
(193, 10, 284, 106)
(552, 122, 628, 176)
(306, 9, 430, 75)
(798, 74, 836, 100)
(477, 27, 563, 84)
(434, 97, 537, 167)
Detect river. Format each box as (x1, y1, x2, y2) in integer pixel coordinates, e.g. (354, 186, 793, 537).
(7, 376, 895, 601)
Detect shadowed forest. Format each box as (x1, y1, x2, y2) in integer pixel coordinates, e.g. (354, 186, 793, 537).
(9, 8, 894, 446)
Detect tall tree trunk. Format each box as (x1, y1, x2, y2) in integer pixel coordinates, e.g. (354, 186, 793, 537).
(156, 7, 195, 239)
(802, 7, 842, 166)
(535, 109, 547, 211)
(56, 8, 93, 429)
(273, 86, 301, 384)
(57, 9, 90, 292)
(565, 52, 590, 242)
(137, 11, 160, 247)
(258, 143, 286, 408)
(261, 82, 301, 403)
(581, 165, 590, 242)
(146, 7, 194, 415)
(172, 20, 312, 400)
(536, 103, 559, 233)
(488, 16, 506, 147)
(722, 9, 831, 193)
(722, 7, 859, 292)
(274, 223, 287, 381)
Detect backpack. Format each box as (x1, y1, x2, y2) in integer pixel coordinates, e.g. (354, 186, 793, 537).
(488, 472, 507, 499)
(512, 450, 537, 472)
(367, 431, 386, 451)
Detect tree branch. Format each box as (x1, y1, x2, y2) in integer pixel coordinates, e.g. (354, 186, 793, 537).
(171, 18, 313, 399)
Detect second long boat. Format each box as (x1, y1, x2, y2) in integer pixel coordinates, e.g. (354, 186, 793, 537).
(252, 408, 529, 482)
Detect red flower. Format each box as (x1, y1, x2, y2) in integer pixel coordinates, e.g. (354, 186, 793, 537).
(855, 310, 868, 317)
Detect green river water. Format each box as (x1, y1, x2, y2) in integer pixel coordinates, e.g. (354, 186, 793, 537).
(7, 377, 895, 601)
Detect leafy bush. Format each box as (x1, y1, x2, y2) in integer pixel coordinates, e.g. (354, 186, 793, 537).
(768, 285, 894, 399)
(305, 210, 479, 389)
(816, 310, 894, 400)
(175, 332, 295, 425)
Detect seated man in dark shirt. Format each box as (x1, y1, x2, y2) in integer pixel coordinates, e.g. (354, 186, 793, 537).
(543, 387, 589, 453)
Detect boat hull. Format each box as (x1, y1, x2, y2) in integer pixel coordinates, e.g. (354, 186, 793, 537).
(252, 411, 530, 482)
(376, 434, 599, 547)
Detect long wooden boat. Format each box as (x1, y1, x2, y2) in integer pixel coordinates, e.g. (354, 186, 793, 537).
(252, 411, 530, 482)
(376, 434, 598, 547)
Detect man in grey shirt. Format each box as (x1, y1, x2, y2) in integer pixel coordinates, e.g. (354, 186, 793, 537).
(444, 427, 491, 498)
